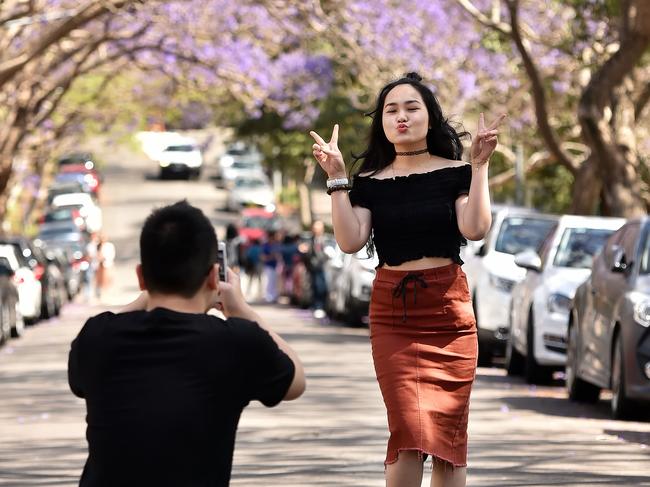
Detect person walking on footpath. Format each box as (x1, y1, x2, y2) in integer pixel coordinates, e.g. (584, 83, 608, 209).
(307, 220, 329, 319)
(67, 201, 306, 487)
(310, 72, 505, 487)
(94, 234, 115, 300)
(261, 230, 282, 303)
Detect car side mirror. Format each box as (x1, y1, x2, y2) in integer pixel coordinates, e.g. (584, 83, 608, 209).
(611, 246, 629, 273)
(514, 250, 542, 272)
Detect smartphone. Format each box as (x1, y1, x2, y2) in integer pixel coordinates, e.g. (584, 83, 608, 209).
(217, 241, 228, 282)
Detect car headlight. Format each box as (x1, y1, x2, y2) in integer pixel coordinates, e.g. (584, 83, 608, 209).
(547, 293, 572, 314)
(489, 273, 516, 293)
(633, 300, 650, 328)
(159, 160, 169, 167)
(626, 292, 650, 328)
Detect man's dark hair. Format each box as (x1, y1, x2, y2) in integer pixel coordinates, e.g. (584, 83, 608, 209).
(140, 200, 218, 297)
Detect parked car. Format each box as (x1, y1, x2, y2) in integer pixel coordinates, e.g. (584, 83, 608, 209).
(506, 215, 625, 383)
(39, 206, 87, 233)
(222, 159, 265, 188)
(325, 245, 378, 325)
(463, 207, 558, 365)
(0, 237, 66, 320)
(58, 152, 97, 170)
(0, 257, 21, 344)
(226, 175, 275, 212)
(157, 138, 203, 180)
(0, 244, 41, 326)
(54, 168, 100, 197)
(50, 192, 102, 234)
(47, 181, 93, 205)
(216, 142, 263, 182)
(567, 218, 650, 419)
(43, 245, 81, 300)
(239, 208, 279, 243)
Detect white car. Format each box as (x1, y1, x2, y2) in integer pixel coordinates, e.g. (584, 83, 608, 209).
(506, 215, 626, 383)
(0, 245, 41, 326)
(222, 159, 265, 188)
(226, 176, 275, 211)
(325, 245, 378, 325)
(216, 143, 263, 181)
(463, 207, 558, 365)
(157, 138, 203, 180)
(50, 193, 102, 234)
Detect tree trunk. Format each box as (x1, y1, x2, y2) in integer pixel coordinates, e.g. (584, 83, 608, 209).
(577, 0, 650, 217)
(569, 156, 602, 215)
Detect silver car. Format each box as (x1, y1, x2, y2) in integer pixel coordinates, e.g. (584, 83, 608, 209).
(568, 218, 650, 419)
(507, 215, 625, 383)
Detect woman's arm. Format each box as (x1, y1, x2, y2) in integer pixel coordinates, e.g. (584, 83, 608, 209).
(331, 193, 372, 254)
(310, 124, 372, 253)
(457, 112, 506, 241)
(456, 164, 491, 241)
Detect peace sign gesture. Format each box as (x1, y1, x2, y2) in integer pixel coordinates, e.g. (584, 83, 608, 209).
(310, 124, 346, 178)
(470, 113, 507, 167)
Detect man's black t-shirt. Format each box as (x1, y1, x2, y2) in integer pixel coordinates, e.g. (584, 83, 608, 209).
(68, 308, 295, 487)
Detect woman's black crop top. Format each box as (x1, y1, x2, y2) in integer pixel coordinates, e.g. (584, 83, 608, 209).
(348, 164, 472, 267)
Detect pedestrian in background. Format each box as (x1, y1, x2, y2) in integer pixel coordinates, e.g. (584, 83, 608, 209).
(68, 201, 305, 486)
(244, 238, 263, 300)
(225, 223, 242, 272)
(279, 232, 299, 298)
(310, 72, 505, 487)
(261, 231, 282, 303)
(307, 220, 328, 319)
(95, 234, 115, 299)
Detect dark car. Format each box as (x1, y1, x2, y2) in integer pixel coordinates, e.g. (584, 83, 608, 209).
(0, 257, 20, 345)
(0, 237, 67, 320)
(568, 218, 650, 419)
(58, 152, 96, 170)
(58, 164, 101, 196)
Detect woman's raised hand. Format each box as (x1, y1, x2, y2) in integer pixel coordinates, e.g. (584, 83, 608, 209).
(310, 124, 346, 178)
(470, 113, 507, 167)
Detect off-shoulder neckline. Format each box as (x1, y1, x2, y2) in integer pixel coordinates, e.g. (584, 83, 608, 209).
(354, 164, 469, 182)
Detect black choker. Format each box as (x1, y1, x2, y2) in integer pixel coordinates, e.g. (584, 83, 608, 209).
(395, 148, 428, 156)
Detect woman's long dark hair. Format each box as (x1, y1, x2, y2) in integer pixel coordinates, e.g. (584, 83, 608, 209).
(352, 72, 470, 175)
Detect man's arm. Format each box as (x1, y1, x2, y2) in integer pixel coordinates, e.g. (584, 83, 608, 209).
(217, 269, 306, 401)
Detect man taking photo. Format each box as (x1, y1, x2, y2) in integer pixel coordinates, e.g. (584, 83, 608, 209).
(68, 200, 306, 486)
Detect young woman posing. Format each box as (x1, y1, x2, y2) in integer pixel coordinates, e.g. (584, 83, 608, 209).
(310, 72, 505, 487)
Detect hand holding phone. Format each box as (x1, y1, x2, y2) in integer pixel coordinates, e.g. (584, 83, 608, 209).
(217, 241, 228, 282)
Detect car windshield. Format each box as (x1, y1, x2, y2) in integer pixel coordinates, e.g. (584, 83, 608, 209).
(164, 145, 195, 152)
(44, 209, 76, 221)
(232, 161, 258, 169)
(553, 227, 615, 269)
(494, 217, 556, 255)
(235, 178, 266, 188)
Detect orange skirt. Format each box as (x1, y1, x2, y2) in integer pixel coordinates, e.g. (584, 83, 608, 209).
(369, 263, 477, 467)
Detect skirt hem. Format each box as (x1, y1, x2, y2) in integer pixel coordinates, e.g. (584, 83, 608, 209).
(384, 447, 467, 469)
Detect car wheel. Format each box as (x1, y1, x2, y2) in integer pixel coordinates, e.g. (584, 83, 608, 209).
(611, 333, 640, 419)
(505, 335, 524, 376)
(0, 303, 9, 345)
(11, 302, 24, 339)
(566, 321, 600, 403)
(524, 311, 553, 384)
(344, 291, 362, 326)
